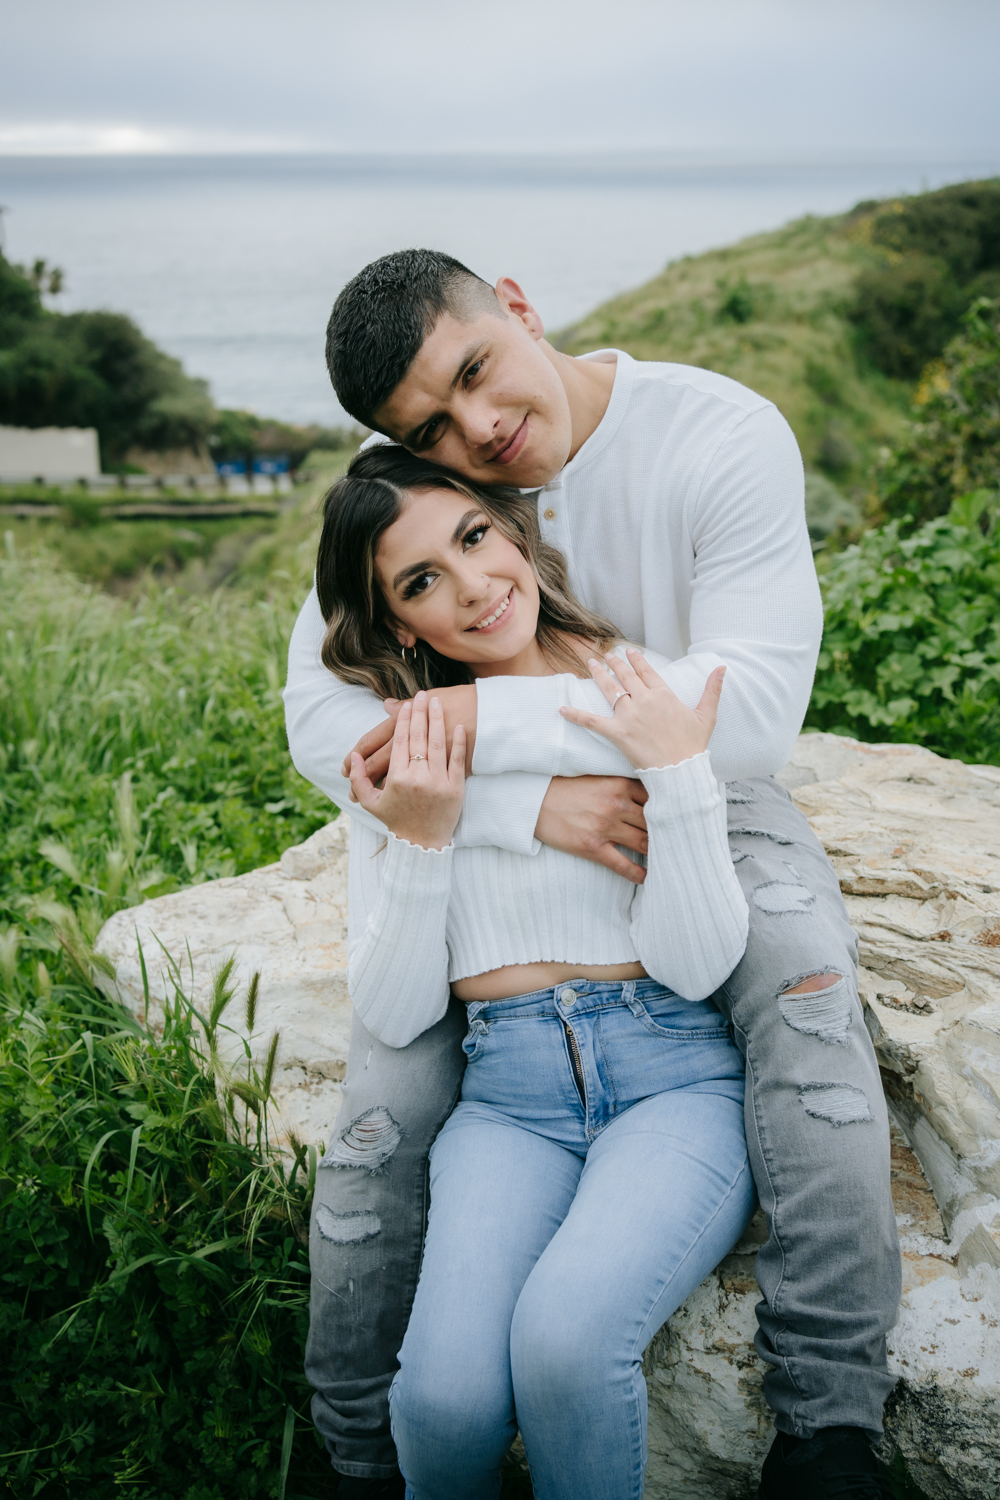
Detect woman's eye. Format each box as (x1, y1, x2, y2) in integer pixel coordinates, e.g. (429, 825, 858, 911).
(464, 521, 490, 548)
(404, 572, 434, 599)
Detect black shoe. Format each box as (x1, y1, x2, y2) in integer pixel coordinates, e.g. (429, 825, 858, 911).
(333, 1472, 406, 1500)
(758, 1427, 894, 1499)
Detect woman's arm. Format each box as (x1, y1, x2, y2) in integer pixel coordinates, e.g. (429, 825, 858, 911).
(629, 755, 748, 998)
(347, 832, 454, 1048)
(561, 649, 748, 998)
(345, 694, 465, 1048)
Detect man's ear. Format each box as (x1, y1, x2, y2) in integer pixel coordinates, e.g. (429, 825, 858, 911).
(495, 277, 545, 341)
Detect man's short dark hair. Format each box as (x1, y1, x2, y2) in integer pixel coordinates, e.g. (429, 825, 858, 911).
(326, 249, 502, 429)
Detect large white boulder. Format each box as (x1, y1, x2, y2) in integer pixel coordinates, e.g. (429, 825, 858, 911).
(95, 734, 1000, 1498)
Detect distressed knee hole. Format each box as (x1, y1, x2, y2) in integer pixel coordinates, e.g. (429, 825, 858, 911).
(316, 1206, 381, 1244)
(798, 1082, 873, 1126)
(778, 974, 851, 1044)
(783, 971, 841, 995)
(752, 863, 815, 914)
(320, 1105, 402, 1172)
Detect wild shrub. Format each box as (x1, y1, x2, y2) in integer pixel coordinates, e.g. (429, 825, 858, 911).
(849, 178, 1000, 378)
(808, 489, 1000, 761)
(875, 298, 1000, 525)
(0, 253, 214, 464)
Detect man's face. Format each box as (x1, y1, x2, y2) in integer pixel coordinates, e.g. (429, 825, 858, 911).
(372, 282, 574, 489)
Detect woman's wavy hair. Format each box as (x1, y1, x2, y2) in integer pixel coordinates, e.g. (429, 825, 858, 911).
(316, 444, 620, 702)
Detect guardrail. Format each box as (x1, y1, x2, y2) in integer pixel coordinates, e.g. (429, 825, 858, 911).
(0, 472, 297, 498)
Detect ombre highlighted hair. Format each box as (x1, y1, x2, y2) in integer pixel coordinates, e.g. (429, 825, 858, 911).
(316, 444, 619, 703)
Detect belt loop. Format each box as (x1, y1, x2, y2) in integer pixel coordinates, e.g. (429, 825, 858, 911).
(622, 980, 635, 1004)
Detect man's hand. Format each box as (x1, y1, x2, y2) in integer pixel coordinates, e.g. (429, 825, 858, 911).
(342, 684, 478, 787)
(535, 775, 649, 886)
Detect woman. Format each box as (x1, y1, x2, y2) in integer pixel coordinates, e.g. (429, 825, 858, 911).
(316, 444, 755, 1500)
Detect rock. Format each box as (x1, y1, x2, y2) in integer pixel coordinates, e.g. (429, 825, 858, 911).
(95, 818, 352, 1150)
(95, 734, 1000, 1499)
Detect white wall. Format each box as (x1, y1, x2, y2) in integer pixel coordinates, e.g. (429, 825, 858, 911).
(0, 426, 101, 479)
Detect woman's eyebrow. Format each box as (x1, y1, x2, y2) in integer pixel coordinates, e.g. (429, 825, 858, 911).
(390, 511, 484, 592)
(392, 558, 434, 592)
(450, 509, 483, 544)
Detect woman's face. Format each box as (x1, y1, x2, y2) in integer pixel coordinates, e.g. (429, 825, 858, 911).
(375, 485, 542, 670)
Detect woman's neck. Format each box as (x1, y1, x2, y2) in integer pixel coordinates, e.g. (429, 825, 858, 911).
(464, 632, 594, 681)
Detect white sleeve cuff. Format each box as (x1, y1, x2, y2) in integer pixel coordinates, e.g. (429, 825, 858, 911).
(454, 773, 548, 855)
(638, 752, 723, 819)
(473, 674, 570, 776)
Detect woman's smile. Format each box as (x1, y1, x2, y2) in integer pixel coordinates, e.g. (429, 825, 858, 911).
(466, 588, 514, 634)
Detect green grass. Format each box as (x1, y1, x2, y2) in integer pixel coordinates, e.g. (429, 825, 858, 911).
(0, 950, 334, 1498)
(0, 494, 343, 1494)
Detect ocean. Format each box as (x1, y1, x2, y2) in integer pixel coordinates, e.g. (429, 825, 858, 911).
(1, 152, 997, 427)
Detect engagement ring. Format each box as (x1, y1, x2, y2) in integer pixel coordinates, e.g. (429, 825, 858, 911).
(611, 691, 631, 710)
(411, 753, 425, 761)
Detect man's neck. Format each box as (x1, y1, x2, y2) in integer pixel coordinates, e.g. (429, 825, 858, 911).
(541, 344, 617, 463)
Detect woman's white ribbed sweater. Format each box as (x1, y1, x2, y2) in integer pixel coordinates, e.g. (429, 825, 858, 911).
(347, 749, 748, 1049)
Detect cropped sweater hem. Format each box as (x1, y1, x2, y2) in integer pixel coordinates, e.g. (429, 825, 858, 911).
(347, 749, 749, 1046)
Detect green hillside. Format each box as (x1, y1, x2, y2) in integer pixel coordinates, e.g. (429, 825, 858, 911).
(557, 179, 1000, 523)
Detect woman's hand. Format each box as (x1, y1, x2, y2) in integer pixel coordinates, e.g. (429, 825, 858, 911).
(349, 692, 466, 850)
(559, 649, 725, 771)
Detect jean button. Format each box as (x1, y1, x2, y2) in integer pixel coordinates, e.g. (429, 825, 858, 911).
(560, 988, 578, 1008)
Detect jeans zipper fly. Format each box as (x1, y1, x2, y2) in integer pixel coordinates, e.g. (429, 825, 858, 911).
(563, 1022, 586, 1104)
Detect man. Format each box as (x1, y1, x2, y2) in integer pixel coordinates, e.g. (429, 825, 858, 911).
(284, 250, 901, 1499)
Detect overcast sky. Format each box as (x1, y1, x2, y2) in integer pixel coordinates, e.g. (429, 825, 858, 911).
(1, 0, 998, 158)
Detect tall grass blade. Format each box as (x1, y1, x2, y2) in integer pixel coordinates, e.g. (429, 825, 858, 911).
(278, 1405, 295, 1500)
(123, 1124, 143, 1215)
(83, 1129, 121, 1239)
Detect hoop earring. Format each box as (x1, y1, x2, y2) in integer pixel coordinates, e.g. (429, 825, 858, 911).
(401, 645, 417, 664)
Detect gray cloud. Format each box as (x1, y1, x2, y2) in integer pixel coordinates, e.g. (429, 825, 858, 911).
(1, 0, 998, 154)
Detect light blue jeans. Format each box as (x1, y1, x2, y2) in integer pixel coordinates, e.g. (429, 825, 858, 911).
(388, 979, 755, 1500)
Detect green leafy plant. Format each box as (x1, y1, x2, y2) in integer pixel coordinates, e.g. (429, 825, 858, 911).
(875, 297, 1000, 525)
(808, 489, 1000, 761)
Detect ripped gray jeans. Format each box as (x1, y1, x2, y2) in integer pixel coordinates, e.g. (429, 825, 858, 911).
(304, 776, 902, 1479)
